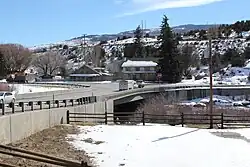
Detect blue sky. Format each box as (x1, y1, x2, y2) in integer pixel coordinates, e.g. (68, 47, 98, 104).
(0, 0, 249, 47)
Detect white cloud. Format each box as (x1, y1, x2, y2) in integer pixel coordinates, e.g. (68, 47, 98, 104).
(117, 0, 224, 17)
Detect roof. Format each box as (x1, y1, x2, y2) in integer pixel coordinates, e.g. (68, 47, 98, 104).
(121, 60, 158, 67)
(70, 74, 100, 77)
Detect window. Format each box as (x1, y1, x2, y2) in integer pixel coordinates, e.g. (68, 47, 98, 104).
(135, 67, 140, 71)
(131, 67, 136, 71)
(145, 67, 150, 71)
(140, 67, 144, 71)
(150, 67, 155, 71)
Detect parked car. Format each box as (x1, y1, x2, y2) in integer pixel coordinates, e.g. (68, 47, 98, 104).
(136, 80, 145, 88)
(0, 92, 16, 104)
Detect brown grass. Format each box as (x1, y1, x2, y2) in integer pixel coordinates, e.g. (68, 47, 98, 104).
(132, 94, 250, 126)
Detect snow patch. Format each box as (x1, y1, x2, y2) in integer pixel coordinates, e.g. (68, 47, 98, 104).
(122, 60, 157, 67)
(11, 84, 68, 94)
(68, 125, 250, 167)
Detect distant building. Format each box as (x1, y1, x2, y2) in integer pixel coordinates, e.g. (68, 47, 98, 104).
(69, 64, 112, 81)
(121, 60, 158, 81)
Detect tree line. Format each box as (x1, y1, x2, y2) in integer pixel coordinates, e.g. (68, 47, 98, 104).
(124, 17, 250, 83)
(0, 44, 66, 79)
(185, 20, 250, 40)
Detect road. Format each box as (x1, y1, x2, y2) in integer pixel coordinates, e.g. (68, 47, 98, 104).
(15, 82, 120, 102)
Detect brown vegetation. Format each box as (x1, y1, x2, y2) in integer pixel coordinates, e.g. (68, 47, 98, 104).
(32, 52, 65, 76)
(134, 94, 250, 125)
(0, 44, 32, 77)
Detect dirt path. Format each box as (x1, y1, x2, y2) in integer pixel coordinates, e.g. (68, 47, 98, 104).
(0, 125, 92, 167)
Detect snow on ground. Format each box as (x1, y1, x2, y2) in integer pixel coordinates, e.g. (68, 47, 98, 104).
(0, 79, 7, 83)
(68, 125, 250, 167)
(11, 84, 68, 94)
(181, 95, 250, 108)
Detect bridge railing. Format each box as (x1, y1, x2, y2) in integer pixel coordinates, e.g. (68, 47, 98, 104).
(0, 95, 97, 115)
(101, 83, 250, 101)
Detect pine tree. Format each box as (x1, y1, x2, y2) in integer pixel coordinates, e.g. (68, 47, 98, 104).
(134, 25, 144, 58)
(158, 15, 182, 83)
(0, 52, 7, 78)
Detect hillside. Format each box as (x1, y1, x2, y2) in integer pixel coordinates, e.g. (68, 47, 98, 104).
(30, 24, 216, 50)
(29, 20, 250, 84)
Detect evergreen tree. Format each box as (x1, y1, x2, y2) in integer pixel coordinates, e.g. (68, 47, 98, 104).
(0, 52, 7, 78)
(158, 15, 182, 83)
(134, 25, 144, 58)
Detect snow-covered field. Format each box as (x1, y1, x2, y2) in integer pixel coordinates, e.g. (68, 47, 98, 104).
(11, 84, 67, 94)
(68, 125, 250, 167)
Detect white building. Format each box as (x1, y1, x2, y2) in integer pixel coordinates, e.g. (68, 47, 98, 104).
(121, 60, 158, 81)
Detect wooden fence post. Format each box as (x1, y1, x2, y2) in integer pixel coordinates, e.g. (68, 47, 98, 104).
(1, 103, 5, 115)
(221, 113, 224, 129)
(66, 110, 70, 124)
(105, 111, 108, 125)
(181, 113, 184, 127)
(142, 111, 145, 126)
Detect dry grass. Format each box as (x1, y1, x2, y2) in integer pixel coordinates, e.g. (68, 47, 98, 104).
(0, 125, 92, 167)
(132, 94, 250, 126)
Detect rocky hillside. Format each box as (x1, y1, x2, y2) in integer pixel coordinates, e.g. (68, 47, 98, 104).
(30, 21, 250, 75)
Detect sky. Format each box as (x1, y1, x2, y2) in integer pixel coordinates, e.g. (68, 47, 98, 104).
(0, 0, 249, 47)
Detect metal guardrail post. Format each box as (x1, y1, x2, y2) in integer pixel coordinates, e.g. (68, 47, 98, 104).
(19, 102, 24, 112)
(70, 99, 74, 106)
(63, 100, 67, 107)
(55, 100, 59, 108)
(38, 101, 42, 110)
(47, 101, 51, 109)
(29, 102, 34, 111)
(11, 102, 15, 114)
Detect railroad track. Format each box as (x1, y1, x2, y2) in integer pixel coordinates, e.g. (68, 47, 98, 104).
(0, 144, 90, 167)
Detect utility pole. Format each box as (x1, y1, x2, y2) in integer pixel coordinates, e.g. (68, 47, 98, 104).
(208, 26, 218, 129)
(208, 28, 213, 129)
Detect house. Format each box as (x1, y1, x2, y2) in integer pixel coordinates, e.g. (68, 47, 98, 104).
(69, 64, 112, 81)
(121, 60, 158, 81)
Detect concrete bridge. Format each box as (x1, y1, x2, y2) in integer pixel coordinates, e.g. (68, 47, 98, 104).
(1, 82, 250, 145)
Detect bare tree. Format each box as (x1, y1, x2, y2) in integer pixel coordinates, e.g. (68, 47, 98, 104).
(32, 52, 65, 76)
(178, 44, 198, 77)
(0, 44, 32, 76)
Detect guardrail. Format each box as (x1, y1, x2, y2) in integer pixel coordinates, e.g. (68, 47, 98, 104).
(3, 82, 250, 116)
(0, 96, 97, 115)
(32, 82, 91, 88)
